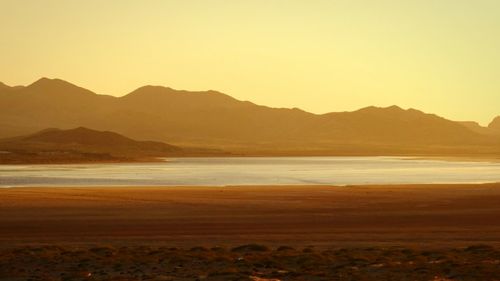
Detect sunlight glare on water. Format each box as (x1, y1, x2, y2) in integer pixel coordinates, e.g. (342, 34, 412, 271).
(1, 157, 500, 187)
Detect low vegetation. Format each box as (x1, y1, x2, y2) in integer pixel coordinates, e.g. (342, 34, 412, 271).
(0, 244, 498, 280)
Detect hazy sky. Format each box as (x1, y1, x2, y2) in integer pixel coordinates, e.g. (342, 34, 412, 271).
(1, 0, 499, 124)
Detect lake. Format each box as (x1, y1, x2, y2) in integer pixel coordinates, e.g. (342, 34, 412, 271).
(1, 156, 500, 187)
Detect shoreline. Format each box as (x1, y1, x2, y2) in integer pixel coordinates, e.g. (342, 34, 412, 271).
(4, 182, 500, 189)
(2, 153, 500, 165)
(2, 181, 500, 189)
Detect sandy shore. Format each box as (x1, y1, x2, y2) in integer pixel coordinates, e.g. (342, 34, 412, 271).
(1, 184, 500, 247)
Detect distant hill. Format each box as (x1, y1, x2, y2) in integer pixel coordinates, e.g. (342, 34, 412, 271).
(0, 82, 10, 90)
(489, 116, 500, 134)
(458, 118, 500, 136)
(458, 121, 493, 135)
(0, 78, 499, 156)
(0, 127, 222, 164)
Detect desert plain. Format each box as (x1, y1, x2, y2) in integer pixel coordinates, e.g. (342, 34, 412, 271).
(1, 183, 500, 247)
(1, 184, 500, 280)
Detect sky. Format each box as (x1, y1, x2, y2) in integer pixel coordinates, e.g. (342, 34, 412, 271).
(1, 0, 499, 125)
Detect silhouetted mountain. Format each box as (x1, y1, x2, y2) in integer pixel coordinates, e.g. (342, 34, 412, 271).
(26, 77, 96, 96)
(318, 106, 482, 144)
(0, 127, 189, 163)
(458, 118, 500, 136)
(0, 78, 499, 156)
(459, 121, 492, 135)
(0, 82, 9, 90)
(23, 127, 179, 150)
(489, 116, 500, 133)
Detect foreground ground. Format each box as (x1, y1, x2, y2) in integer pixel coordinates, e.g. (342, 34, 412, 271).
(1, 244, 499, 280)
(0, 184, 500, 280)
(1, 184, 500, 246)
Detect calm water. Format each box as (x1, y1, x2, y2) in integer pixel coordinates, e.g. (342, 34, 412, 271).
(1, 157, 500, 187)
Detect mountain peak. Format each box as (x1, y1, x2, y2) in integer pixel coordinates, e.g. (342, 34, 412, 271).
(122, 84, 238, 105)
(126, 85, 175, 95)
(357, 105, 405, 113)
(28, 77, 75, 88)
(26, 77, 97, 97)
(387, 105, 403, 110)
(488, 116, 500, 131)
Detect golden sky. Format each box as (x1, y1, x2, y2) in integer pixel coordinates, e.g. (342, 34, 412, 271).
(1, 0, 499, 124)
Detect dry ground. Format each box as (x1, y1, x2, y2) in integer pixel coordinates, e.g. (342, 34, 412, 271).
(1, 184, 499, 247)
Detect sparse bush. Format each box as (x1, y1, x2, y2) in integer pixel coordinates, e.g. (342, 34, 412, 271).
(231, 244, 269, 253)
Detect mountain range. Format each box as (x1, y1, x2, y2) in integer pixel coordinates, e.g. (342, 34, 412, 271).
(1, 77, 499, 157)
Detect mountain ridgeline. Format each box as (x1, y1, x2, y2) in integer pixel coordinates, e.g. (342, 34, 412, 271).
(1, 78, 499, 156)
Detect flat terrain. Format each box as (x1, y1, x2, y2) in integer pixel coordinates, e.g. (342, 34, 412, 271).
(1, 184, 500, 247)
(1, 184, 500, 280)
